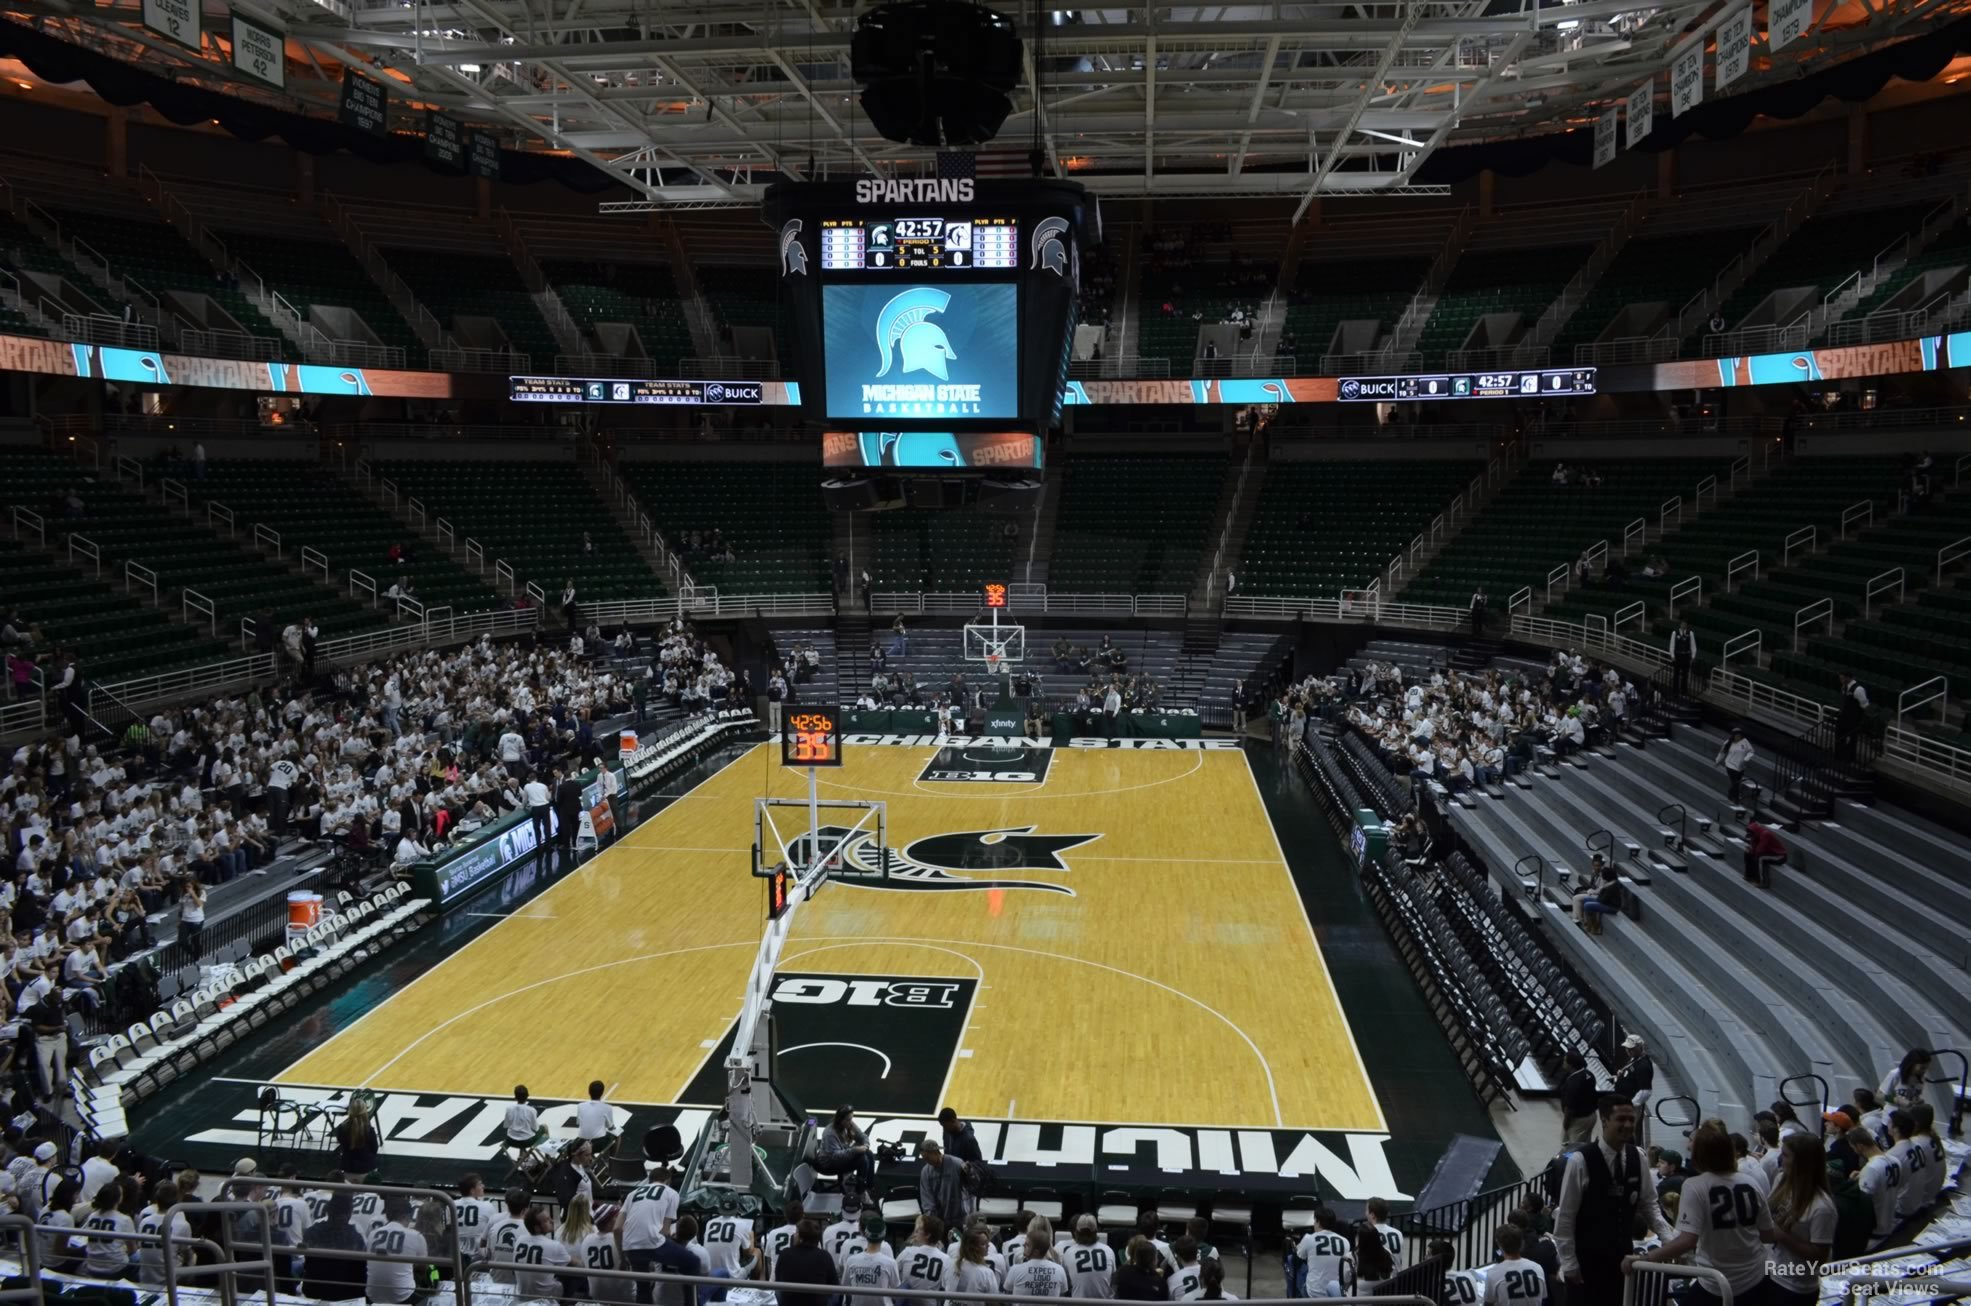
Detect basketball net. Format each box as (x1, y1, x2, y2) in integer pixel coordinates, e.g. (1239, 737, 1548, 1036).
(986, 652, 1002, 676)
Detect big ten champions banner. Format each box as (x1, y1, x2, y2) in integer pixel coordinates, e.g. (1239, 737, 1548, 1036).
(764, 178, 1098, 438)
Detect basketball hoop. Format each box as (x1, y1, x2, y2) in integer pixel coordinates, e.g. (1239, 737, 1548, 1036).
(986, 652, 1003, 676)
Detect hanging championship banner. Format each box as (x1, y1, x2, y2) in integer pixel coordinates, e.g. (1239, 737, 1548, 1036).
(1592, 110, 1619, 169)
(1716, 5, 1754, 91)
(1770, 0, 1811, 51)
(1671, 41, 1705, 117)
(1626, 80, 1655, 147)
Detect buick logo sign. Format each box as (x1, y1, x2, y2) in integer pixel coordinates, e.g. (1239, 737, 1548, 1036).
(698, 382, 762, 405)
(705, 383, 725, 401)
(1340, 378, 1361, 400)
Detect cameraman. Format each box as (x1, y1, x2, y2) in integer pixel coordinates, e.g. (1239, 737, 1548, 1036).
(815, 1107, 877, 1212)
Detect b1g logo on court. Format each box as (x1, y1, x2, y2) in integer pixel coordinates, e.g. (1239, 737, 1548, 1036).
(772, 977, 963, 1008)
(790, 824, 1098, 895)
(918, 744, 1054, 785)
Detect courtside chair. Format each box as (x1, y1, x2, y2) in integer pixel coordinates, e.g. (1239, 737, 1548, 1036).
(1281, 1194, 1320, 1234)
(1210, 1199, 1256, 1296)
(1155, 1188, 1198, 1230)
(976, 1195, 1020, 1221)
(1096, 1189, 1140, 1233)
(1025, 1187, 1065, 1225)
(881, 1185, 920, 1233)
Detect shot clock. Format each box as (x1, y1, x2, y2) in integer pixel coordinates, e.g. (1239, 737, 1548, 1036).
(781, 708, 844, 767)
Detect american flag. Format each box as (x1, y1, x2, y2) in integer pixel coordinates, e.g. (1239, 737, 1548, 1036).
(937, 148, 1036, 179)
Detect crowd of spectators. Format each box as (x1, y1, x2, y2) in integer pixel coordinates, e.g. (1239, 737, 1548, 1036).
(0, 621, 735, 1100)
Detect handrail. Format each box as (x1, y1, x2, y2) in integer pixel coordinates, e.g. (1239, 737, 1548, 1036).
(436, 517, 455, 552)
(1937, 535, 1971, 583)
(253, 522, 282, 557)
(1864, 567, 1904, 619)
(123, 559, 157, 603)
(1613, 601, 1646, 632)
(181, 587, 217, 634)
(1693, 474, 1718, 513)
(1898, 675, 1949, 725)
(1722, 628, 1762, 667)
(205, 500, 235, 536)
(1508, 585, 1532, 617)
(1784, 525, 1817, 566)
(1840, 498, 1875, 540)
(158, 477, 189, 514)
(1625, 1262, 1733, 1303)
(10, 505, 43, 546)
(407, 495, 426, 530)
(466, 538, 486, 574)
(1710, 664, 1832, 727)
(300, 544, 328, 578)
(1727, 550, 1760, 592)
(1728, 454, 1751, 491)
(1659, 495, 1682, 532)
(1546, 563, 1570, 601)
(67, 533, 100, 577)
(349, 567, 378, 607)
(1622, 516, 1646, 556)
(1583, 538, 1609, 576)
(496, 559, 516, 595)
(1669, 575, 1702, 613)
(1793, 598, 1833, 652)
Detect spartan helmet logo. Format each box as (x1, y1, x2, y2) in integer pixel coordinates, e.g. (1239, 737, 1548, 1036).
(1030, 216, 1070, 276)
(874, 287, 956, 381)
(778, 220, 808, 277)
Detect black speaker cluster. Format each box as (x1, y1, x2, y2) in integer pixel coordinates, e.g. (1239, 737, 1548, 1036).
(851, 0, 1023, 147)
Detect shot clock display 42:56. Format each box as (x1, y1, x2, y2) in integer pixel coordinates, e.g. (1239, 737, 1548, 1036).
(781, 709, 844, 767)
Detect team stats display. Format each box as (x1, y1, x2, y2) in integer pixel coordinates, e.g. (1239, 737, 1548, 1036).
(819, 216, 1018, 271)
(821, 282, 1019, 419)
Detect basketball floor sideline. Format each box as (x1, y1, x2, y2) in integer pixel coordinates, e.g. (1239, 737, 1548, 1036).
(273, 742, 1386, 1133)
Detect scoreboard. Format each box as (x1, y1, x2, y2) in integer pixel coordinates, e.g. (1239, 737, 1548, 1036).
(820, 216, 1019, 272)
(1337, 367, 1597, 402)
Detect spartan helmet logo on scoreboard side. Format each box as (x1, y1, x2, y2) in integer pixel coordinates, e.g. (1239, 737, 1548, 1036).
(1030, 216, 1069, 277)
(874, 287, 957, 381)
(779, 220, 808, 277)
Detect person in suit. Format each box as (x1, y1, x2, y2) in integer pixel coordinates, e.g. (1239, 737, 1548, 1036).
(1669, 622, 1697, 696)
(554, 768, 584, 856)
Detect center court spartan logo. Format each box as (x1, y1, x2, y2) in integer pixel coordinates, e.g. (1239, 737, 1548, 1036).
(789, 824, 1097, 895)
(874, 287, 957, 380)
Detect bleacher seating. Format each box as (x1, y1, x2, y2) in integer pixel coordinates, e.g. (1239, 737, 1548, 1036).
(371, 460, 657, 601)
(1447, 721, 1971, 1126)
(3, 450, 387, 677)
(619, 461, 830, 595)
(1551, 230, 1760, 357)
(1242, 460, 1484, 598)
(383, 248, 559, 364)
(215, 231, 424, 362)
(1405, 459, 1728, 610)
(1838, 211, 1971, 327)
(1703, 202, 1936, 340)
(696, 265, 785, 360)
(542, 259, 695, 367)
(52, 206, 279, 342)
(1282, 256, 1426, 361)
(867, 508, 1021, 592)
(0, 536, 233, 686)
(1415, 245, 1594, 365)
(185, 460, 502, 615)
(1048, 455, 1228, 594)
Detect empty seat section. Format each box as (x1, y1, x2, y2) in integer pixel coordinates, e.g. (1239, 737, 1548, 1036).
(542, 260, 694, 368)
(1049, 456, 1229, 594)
(1242, 460, 1483, 597)
(370, 461, 658, 601)
(618, 462, 829, 595)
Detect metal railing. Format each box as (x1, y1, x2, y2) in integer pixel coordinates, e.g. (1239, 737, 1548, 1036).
(1545, 563, 1570, 601)
(871, 591, 1184, 617)
(181, 587, 217, 634)
(1727, 550, 1760, 592)
(204, 499, 234, 536)
(1625, 1263, 1732, 1303)
(1572, 333, 1681, 366)
(1864, 568, 1904, 618)
(179, 326, 283, 362)
(1659, 496, 1682, 533)
(1622, 516, 1646, 556)
(124, 559, 157, 604)
(429, 345, 532, 374)
(1840, 498, 1875, 540)
(62, 311, 160, 350)
(68, 532, 101, 577)
(1793, 598, 1833, 651)
(1898, 675, 1949, 725)
(11, 505, 43, 547)
(1784, 525, 1817, 566)
(1709, 664, 1832, 727)
(1722, 628, 1763, 667)
(1067, 353, 1174, 378)
(1669, 575, 1702, 614)
(1938, 535, 1971, 583)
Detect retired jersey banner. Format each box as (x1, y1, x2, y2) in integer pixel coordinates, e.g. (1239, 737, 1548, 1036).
(1593, 111, 1619, 170)
(1626, 80, 1656, 147)
(1716, 5, 1754, 91)
(1769, 0, 1812, 50)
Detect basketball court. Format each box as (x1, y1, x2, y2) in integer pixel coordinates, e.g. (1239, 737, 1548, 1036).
(274, 738, 1385, 1134)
